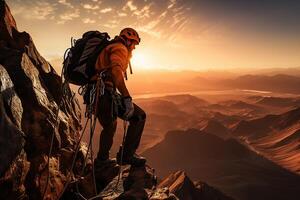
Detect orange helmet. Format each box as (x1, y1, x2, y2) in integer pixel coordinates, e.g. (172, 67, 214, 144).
(119, 28, 141, 45)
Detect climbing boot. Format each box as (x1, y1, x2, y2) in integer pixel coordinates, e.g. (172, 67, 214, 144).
(117, 152, 146, 167)
(94, 157, 116, 167)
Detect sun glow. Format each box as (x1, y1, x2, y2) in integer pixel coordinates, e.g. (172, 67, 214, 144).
(131, 51, 151, 70)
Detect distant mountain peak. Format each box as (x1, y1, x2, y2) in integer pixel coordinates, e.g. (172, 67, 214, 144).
(158, 170, 234, 200)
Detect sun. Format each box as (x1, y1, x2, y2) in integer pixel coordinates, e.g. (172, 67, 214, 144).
(131, 51, 151, 70)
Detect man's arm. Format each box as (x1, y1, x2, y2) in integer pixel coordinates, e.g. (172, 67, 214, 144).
(108, 43, 130, 97)
(111, 66, 130, 97)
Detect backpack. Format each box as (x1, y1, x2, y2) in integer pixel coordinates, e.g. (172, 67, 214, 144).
(62, 31, 111, 85)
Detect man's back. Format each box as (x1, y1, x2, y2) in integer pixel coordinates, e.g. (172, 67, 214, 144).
(95, 41, 129, 73)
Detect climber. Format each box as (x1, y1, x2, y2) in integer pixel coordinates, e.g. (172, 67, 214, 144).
(93, 28, 146, 167)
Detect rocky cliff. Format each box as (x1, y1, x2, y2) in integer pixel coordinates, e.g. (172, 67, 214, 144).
(0, 0, 82, 199)
(0, 1, 233, 199)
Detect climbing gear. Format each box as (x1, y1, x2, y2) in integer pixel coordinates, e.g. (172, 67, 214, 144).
(113, 120, 128, 192)
(94, 157, 116, 166)
(42, 56, 80, 199)
(63, 31, 111, 86)
(54, 29, 141, 199)
(122, 96, 134, 120)
(117, 153, 146, 167)
(70, 120, 129, 200)
(41, 78, 70, 200)
(119, 27, 140, 45)
(56, 71, 106, 199)
(116, 120, 146, 167)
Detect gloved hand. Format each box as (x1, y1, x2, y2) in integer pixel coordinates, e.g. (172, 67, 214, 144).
(122, 96, 134, 120)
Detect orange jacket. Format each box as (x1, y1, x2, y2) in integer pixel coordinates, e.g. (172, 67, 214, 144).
(94, 41, 131, 97)
(95, 42, 129, 73)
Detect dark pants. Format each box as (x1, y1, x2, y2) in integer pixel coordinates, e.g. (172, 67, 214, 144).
(96, 90, 146, 160)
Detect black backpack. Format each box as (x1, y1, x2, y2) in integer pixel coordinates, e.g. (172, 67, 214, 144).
(63, 31, 111, 85)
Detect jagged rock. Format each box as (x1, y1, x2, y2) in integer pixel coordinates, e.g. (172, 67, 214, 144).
(0, 1, 82, 199)
(117, 187, 148, 199)
(0, 64, 23, 128)
(69, 164, 179, 200)
(0, 149, 29, 200)
(122, 165, 157, 191)
(116, 165, 157, 199)
(194, 181, 234, 200)
(150, 187, 178, 200)
(158, 171, 234, 200)
(0, 64, 29, 199)
(158, 171, 198, 200)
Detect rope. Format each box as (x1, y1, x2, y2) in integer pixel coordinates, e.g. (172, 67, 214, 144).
(56, 117, 89, 200)
(114, 120, 128, 191)
(54, 69, 130, 200)
(70, 73, 105, 200)
(45, 46, 95, 199)
(74, 120, 129, 200)
(41, 70, 70, 200)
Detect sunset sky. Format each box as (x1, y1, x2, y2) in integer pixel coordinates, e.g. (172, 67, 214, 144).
(6, 0, 300, 71)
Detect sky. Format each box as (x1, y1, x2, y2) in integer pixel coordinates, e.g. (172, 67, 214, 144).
(6, 0, 300, 71)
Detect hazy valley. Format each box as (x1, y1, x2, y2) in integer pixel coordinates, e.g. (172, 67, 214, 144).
(61, 68, 300, 199)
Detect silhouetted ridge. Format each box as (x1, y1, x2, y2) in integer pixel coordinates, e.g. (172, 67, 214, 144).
(201, 119, 230, 139)
(144, 128, 300, 200)
(232, 106, 300, 174)
(158, 170, 234, 200)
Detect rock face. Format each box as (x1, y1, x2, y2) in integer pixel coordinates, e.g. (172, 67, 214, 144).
(62, 162, 232, 200)
(0, 1, 82, 199)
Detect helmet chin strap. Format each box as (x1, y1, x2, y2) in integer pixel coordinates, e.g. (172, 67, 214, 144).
(124, 39, 134, 79)
(129, 61, 133, 74)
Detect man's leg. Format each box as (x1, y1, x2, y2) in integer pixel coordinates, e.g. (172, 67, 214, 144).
(96, 92, 117, 161)
(119, 103, 146, 165)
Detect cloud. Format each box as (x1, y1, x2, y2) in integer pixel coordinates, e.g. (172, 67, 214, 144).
(100, 8, 112, 13)
(137, 25, 162, 39)
(168, 0, 176, 9)
(133, 3, 152, 19)
(170, 10, 186, 28)
(134, 1, 191, 41)
(57, 9, 80, 24)
(103, 20, 119, 29)
(6, 1, 56, 21)
(9, 4, 25, 16)
(58, 0, 74, 8)
(82, 18, 96, 24)
(122, 1, 137, 11)
(155, 10, 168, 21)
(31, 2, 55, 20)
(83, 4, 100, 10)
(136, 16, 163, 39)
(117, 12, 127, 17)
